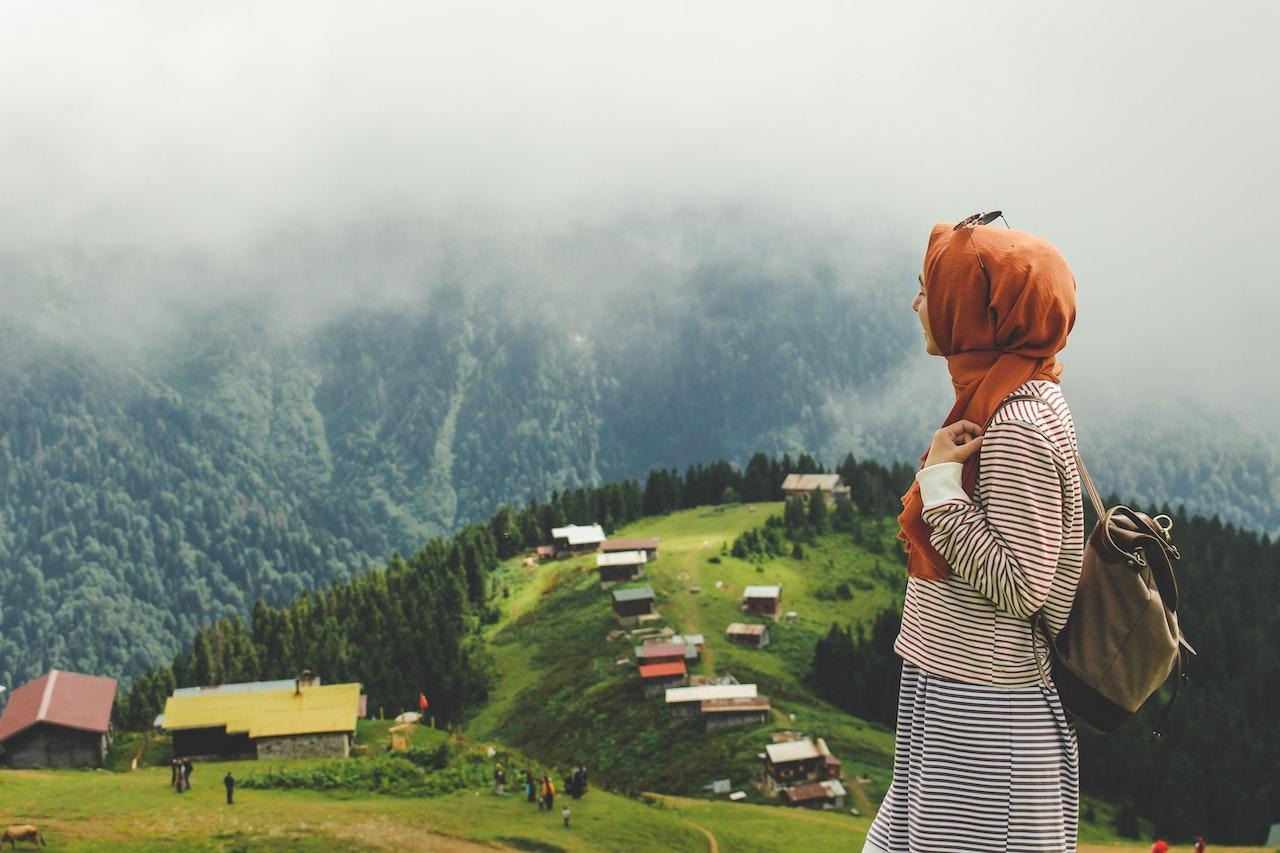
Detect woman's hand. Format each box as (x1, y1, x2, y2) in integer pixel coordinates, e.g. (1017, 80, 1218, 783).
(923, 420, 984, 468)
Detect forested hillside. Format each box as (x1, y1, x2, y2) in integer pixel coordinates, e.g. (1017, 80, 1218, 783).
(1, 236, 1277, 689)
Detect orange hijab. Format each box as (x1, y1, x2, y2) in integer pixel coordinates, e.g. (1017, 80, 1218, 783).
(898, 222, 1077, 580)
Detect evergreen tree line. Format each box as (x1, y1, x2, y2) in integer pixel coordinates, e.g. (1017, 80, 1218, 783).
(809, 610, 903, 728)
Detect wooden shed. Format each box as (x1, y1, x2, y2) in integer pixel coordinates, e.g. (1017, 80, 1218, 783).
(701, 696, 771, 732)
(665, 684, 758, 721)
(779, 779, 847, 810)
(742, 585, 782, 618)
(634, 642, 687, 666)
(780, 473, 850, 502)
(611, 586, 656, 625)
(601, 537, 661, 560)
(725, 622, 771, 648)
(0, 670, 117, 769)
(551, 524, 606, 555)
(597, 550, 647, 587)
(639, 662, 687, 699)
(762, 737, 840, 793)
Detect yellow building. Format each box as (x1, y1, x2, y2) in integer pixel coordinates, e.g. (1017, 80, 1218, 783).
(162, 676, 360, 760)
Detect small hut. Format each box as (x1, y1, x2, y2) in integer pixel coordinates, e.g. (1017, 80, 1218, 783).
(601, 537, 661, 560)
(742, 585, 782, 618)
(597, 550, 647, 587)
(634, 642, 687, 666)
(779, 779, 847, 810)
(725, 622, 771, 648)
(611, 586, 656, 625)
(639, 662, 687, 698)
(0, 670, 117, 768)
(701, 696, 772, 732)
(551, 524, 606, 555)
(762, 737, 840, 792)
(780, 473, 850, 503)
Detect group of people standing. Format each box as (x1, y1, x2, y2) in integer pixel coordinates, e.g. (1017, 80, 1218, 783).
(170, 757, 194, 792)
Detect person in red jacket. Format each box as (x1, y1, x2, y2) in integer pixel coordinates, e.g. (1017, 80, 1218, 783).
(1150, 835, 1169, 853)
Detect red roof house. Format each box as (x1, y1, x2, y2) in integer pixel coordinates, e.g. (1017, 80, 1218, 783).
(0, 670, 117, 768)
(638, 661, 687, 698)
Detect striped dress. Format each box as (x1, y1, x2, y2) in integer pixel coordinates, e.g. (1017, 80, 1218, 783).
(865, 380, 1085, 853)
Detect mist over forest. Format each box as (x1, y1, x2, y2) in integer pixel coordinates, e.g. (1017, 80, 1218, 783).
(1, 208, 1276, 689)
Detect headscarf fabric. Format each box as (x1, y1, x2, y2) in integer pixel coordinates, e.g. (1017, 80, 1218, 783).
(898, 222, 1077, 580)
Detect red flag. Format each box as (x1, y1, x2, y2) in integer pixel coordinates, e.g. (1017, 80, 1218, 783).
(418, 691, 429, 712)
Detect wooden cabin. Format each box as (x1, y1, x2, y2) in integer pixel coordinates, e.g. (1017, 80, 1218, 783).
(601, 537, 661, 560)
(597, 550, 647, 587)
(780, 473, 850, 503)
(551, 524, 606, 555)
(665, 684, 758, 721)
(0, 670, 117, 769)
(761, 737, 841, 793)
(639, 662, 687, 699)
(742, 585, 782, 618)
(634, 642, 687, 666)
(701, 696, 772, 732)
(779, 779, 847, 810)
(725, 622, 771, 648)
(611, 586, 656, 625)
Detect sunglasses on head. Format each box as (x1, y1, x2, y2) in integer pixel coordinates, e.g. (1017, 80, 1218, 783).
(951, 211, 1010, 295)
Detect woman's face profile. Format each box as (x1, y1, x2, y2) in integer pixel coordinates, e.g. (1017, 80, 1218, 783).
(913, 272, 942, 356)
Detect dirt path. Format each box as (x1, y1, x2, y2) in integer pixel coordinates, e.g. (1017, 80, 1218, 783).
(677, 818, 719, 853)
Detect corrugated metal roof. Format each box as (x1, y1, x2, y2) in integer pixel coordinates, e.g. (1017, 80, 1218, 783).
(743, 585, 781, 598)
(0, 670, 117, 743)
(162, 682, 360, 738)
(172, 678, 301, 697)
(634, 643, 686, 659)
(665, 684, 757, 704)
(765, 738, 824, 763)
(596, 550, 648, 567)
(601, 537, 661, 552)
(551, 524, 605, 546)
(726, 622, 769, 636)
(639, 662, 687, 679)
(611, 586, 655, 603)
(782, 779, 847, 802)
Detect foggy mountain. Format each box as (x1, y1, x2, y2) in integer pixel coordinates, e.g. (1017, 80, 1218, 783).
(1, 214, 1276, 689)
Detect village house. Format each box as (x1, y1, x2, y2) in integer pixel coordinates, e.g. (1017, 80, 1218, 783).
(761, 736, 842, 793)
(671, 634, 705, 664)
(665, 683, 758, 721)
(634, 642, 687, 666)
(597, 550, 647, 587)
(162, 673, 361, 760)
(535, 545, 557, 561)
(741, 585, 782, 619)
(639, 661, 687, 698)
(0, 670, 117, 769)
(725, 622, 771, 648)
(701, 696, 772, 732)
(551, 524, 606, 555)
(780, 473, 851, 503)
(611, 585, 656, 625)
(600, 537, 661, 560)
(779, 779, 848, 810)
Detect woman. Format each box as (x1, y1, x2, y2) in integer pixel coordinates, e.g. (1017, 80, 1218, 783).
(863, 218, 1085, 853)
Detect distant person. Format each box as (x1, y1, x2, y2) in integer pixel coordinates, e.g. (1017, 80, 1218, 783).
(493, 763, 506, 795)
(525, 769, 537, 804)
(541, 774, 555, 812)
(562, 805, 571, 829)
(1194, 834, 1207, 853)
(171, 758, 181, 792)
(182, 758, 194, 791)
(571, 766, 584, 800)
(1150, 836, 1169, 853)
(580, 764, 588, 794)
(863, 217, 1084, 853)
(224, 771, 235, 805)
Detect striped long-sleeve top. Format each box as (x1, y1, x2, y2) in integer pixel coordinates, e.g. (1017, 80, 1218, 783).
(894, 380, 1085, 687)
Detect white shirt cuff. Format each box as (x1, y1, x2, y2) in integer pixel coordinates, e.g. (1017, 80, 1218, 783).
(915, 462, 970, 508)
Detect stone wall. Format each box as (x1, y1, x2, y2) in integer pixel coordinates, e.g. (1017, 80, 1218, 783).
(4, 724, 106, 769)
(254, 731, 351, 760)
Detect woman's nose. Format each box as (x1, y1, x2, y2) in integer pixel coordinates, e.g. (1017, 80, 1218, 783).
(912, 293, 922, 312)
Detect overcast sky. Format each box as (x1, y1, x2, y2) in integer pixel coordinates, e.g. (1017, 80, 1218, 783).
(2, 1, 1277, 414)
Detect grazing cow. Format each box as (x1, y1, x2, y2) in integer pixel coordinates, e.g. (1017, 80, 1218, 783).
(1, 825, 41, 849)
